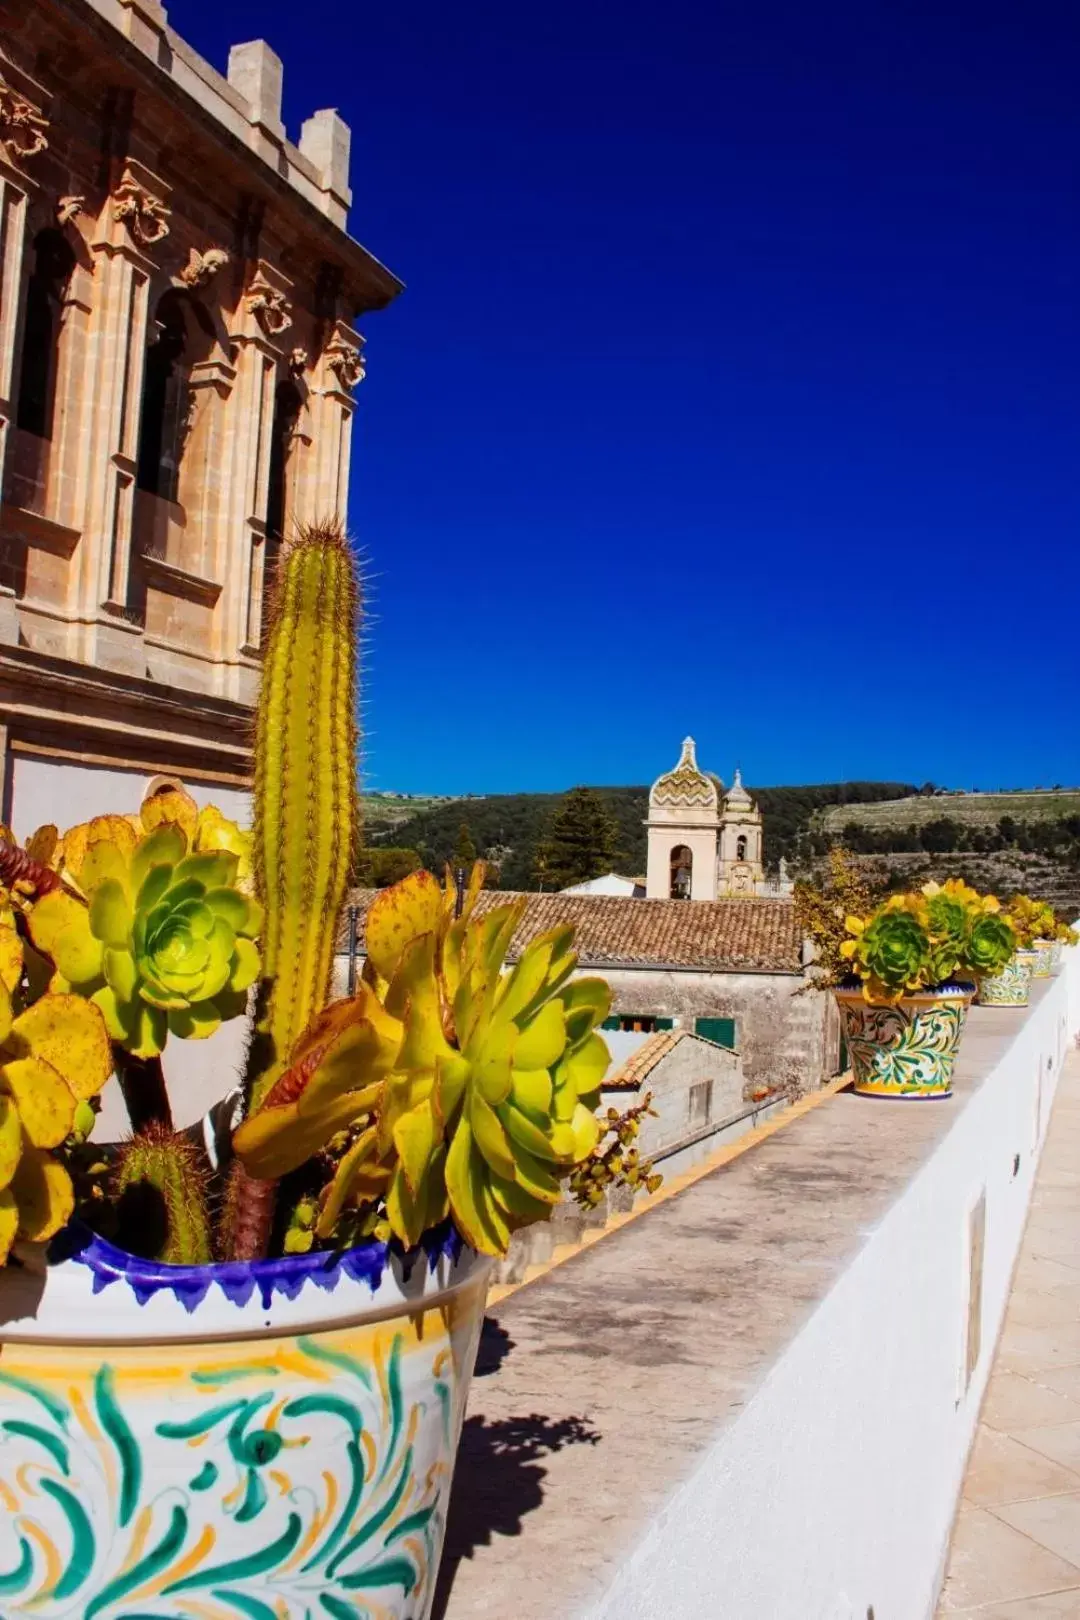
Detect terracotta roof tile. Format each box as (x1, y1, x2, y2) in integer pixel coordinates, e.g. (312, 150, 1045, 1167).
(340, 890, 802, 974)
(604, 1030, 683, 1089)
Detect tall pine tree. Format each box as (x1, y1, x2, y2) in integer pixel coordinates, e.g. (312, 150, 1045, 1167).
(534, 787, 619, 889)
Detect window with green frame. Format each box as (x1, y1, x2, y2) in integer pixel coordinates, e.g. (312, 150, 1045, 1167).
(601, 1014, 675, 1033)
(694, 1016, 736, 1049)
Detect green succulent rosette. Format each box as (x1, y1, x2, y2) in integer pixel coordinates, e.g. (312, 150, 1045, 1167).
(967, 913, 1015, 978)
(29, 825, 261, 1058)
(841, 900, 932, 1002)
(924, 892, 969, 984)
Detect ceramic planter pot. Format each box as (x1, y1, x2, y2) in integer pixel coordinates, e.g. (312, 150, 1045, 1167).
(1050, 940, 1064, 973)
(0, 1224, 490, 1619)
(977, 952, 1033, 1007)
(1031, 939, 1054, 979)
(834, 982, 973, 1099)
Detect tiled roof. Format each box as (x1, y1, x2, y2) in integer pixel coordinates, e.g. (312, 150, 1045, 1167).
(339, 890, 802, 974)
(604, 1030, 683, 1090)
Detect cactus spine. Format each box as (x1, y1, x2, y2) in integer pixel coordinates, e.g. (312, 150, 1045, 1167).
(246, 521, 359, 1112)
(113, 1128, 212, 1264)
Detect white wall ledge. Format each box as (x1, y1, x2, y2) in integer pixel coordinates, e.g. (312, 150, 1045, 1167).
(436, 957, 1080, 1620)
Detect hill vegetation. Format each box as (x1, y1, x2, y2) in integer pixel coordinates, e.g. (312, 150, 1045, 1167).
(363, 780, 920, 891)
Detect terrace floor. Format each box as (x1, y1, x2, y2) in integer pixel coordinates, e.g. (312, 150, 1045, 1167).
(938, 1049, 1080, 1616)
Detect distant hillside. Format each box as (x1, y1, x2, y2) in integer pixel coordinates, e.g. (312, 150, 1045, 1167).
(816, 789, 1080, 836)
(810, 788, 1080, 914)
(369, 780, 920, 892)
(360, 792, 465, 838)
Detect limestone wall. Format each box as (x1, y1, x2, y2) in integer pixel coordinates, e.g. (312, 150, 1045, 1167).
(599, 964, 839, 1089)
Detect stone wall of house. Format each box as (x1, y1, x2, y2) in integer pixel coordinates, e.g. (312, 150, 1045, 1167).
(599, 965, 841, 1089)
(601, 1036, 745, 1160)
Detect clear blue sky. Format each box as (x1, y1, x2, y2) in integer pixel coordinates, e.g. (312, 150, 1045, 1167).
(178, 0, 1079, 796)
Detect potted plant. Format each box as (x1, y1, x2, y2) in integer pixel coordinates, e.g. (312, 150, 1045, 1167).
(0, 524, 619, 1620)
(1007, 894, 1057, 980)
(1051, 914, 1079, 972)
(802, 873, 1014, 1098)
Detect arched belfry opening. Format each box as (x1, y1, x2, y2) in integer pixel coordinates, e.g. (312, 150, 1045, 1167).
(670, 845, 693, 900)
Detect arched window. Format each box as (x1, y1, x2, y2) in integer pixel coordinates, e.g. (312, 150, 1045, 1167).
(16, 229, 76, 440)
(136, 291, 190, 501)
(266, 378, 302, 542)
(736, 834, 747, 862)
(670, 844, 693, 900)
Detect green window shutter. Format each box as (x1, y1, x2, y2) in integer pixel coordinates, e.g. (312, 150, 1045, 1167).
(694, 1016, 736, 1049)
(655, 1017, 675, 1031)
(601, 1016, 620, 1031)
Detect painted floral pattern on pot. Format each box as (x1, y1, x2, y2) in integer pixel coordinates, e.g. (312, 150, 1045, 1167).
(1050, 941, 1064, 973)
(835, 988, 970, 1098)
(977, 954, 1032, 1007)
(0, 1276, 485, 1619)
(1031, 941, 1054, 979)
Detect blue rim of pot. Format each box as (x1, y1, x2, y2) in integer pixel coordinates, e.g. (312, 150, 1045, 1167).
(834, 977, 975, 997)
(47, 1218, 465, 1313)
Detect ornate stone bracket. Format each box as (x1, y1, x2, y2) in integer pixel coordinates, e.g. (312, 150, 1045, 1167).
(179, 246, 230, 288)
(56, 195, 84, 226)
(323, 329, 365, 392)
(288, 346, 308, 376)
(113, 164, 171, 247)
(246, 266, 292, 335)
(0, 83, 49, 168)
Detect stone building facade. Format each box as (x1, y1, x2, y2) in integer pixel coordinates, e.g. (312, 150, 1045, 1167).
(0, 0, 400, 836)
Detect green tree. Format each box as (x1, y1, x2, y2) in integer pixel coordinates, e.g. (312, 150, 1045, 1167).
(534, 787, 618, 890)
(452, 821, 477, 870)
(355, 846, 422, 888)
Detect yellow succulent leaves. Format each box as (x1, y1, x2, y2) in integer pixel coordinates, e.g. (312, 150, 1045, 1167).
(0, 920, 112, 1262)
(234, 864, 614, 1259)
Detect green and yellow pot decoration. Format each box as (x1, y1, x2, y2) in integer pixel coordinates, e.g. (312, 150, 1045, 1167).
(835, 881, 1014, 1099)
(977, 952, 1034, 1007)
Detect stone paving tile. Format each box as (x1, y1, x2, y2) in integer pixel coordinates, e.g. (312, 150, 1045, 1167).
(938, 1051, 1080, 1617)
(1014, 1424, 1080, 1475)
(982, 1371, 1080, 1432)
(944, 1591, 1080, 1617)
(994, 1494, 1080, 1569)
(937, 1504, 1080, 1612)
(998, 1321, 1080, 1378)
(963, 1425, 1080, 1507)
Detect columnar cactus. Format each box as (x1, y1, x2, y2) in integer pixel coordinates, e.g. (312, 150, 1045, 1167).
(245, 522, 359, 1111)
(112, 1127, 212, 1264)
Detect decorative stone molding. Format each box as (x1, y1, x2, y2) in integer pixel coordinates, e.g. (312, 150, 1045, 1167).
(112, 164, 171, 247)
(245, 266, 292, 334)
(0, 83, 49, 167)
(56, 195, 85, 226)
(287, 346, 308, 376)
(179, 246, 230, 288)
(323, 330, 365, 392)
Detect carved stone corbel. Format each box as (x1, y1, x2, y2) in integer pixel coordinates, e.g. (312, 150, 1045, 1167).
(245, 266, 292, 335)
(0, 83, 49, 168)
(56, 195, 85, 226)
(179, 246, 230, 288)
(323, 329, 365, 392)
(112, 163, 171, 247)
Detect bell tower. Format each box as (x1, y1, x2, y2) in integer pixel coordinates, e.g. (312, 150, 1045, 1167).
(717, 769, 765, 894)
(645, 737, 720, 901)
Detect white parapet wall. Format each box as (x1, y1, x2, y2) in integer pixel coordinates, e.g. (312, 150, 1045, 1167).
(585, 952, 1080, 1620)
